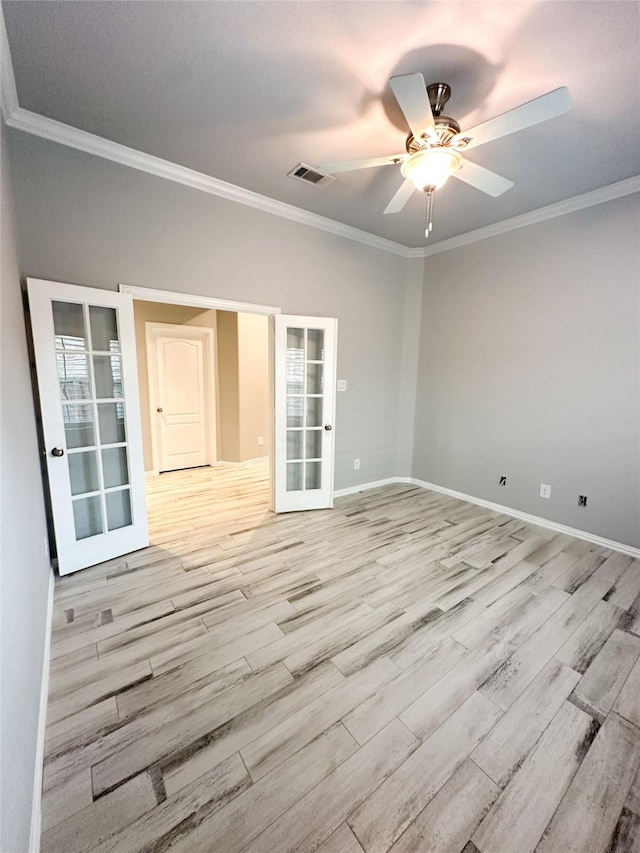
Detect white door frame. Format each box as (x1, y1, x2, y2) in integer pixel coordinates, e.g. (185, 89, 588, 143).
(120, 285, 281, 317)
(146, 322, 217, 476)
(119, 285, 338, 514)
(120, 285, 281, 506)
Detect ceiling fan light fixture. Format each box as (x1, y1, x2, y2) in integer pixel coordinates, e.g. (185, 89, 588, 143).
(401, 148, 461, 191)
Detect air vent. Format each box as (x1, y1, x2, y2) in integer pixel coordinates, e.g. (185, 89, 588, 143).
(287, 163, 335, 188)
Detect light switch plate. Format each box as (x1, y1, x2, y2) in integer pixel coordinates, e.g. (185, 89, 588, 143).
(337, 380, 347, 392)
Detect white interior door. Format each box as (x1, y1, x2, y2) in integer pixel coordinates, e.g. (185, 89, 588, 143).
(27, 278, 148, 575)
(273, 315, 337, 512)
(148, 324, 215, 473)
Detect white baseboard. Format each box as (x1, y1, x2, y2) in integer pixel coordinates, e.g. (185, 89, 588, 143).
(29, 568, 55, 853)
(213, 457, 270, 467)
(409, 477, 640, 558)
(334, 477, 401, 498)
(335, 476, 640, 558)
(146, 459, 269, 476)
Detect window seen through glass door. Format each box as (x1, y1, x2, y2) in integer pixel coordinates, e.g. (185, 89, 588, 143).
(53, 301, 133, 538)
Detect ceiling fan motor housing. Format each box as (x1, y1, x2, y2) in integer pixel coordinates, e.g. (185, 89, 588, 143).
(405, 81, 461, 150)
(426, 82, 451, 116)
(406, 115, 461, 152)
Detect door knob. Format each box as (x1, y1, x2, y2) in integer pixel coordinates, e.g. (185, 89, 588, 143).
(324, 424, 332, 431)
(51, 447, 65, 457)
(157, 407, 163, 413)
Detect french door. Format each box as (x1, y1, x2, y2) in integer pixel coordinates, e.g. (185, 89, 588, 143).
(273, 315, 337, 512)
(27, 279, 148, 575)
(27, 282, 337, 570)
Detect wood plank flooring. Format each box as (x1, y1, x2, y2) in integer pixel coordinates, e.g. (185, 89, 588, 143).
(41, 460, 640, 853)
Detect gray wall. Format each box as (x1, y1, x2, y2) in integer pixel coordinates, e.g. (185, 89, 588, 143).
(0, 119, 52, 851)
(1, 120, 638, 853)
(413, 193, 640, 547)
(8, 130, 411, 492)
(7, 129, 638, 545)
(395, 258, 424, 477)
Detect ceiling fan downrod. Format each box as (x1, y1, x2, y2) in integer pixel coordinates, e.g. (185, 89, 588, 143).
(425, 187, 435, 237)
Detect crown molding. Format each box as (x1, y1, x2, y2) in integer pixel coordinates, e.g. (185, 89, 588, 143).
(417, 175, 640, 258)
(2, 3, 637, 263)
(3, 105, 413, 258)
(0, 3, 409, 257)
(9, 101, 635, 261)
(0, 6, 19, 119)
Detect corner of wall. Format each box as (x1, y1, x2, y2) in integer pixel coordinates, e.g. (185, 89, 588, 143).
(1, 116, 54, 853)
(395, 256, 425, 477)
(409, 194, 640, 549)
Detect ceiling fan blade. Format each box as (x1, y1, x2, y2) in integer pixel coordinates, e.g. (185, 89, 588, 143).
(319, 154, 407, 174)
(389, 73, 436, 140)
(383, 179, 416, 214)
(451, 87, 571, 151)
(453, 158, 514, 197)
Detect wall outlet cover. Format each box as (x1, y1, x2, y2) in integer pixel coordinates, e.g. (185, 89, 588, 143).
(337, 379, 347, 392)
(354, 458, 360, 470)
(540, 483, 551, 499)
(257, 436, 264, 446)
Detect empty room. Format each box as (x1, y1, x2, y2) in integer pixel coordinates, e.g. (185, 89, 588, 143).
(1, 2, 639, 852)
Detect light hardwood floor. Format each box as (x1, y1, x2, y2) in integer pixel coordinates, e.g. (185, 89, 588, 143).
(41, 460, 640, 853)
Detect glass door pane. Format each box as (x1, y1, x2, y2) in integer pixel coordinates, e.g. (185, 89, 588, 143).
(63, 403, 95, 448)
(285, 325, 327, 492)
(52, 299, 136, 542)
(274, 313, 336, 514)
(53, 301, 87, 349)
(97, 402, 126, 444)
(89, 306, 120, 352)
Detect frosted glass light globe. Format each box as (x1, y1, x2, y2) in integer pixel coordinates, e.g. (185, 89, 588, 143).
(401, 148, 461, 190)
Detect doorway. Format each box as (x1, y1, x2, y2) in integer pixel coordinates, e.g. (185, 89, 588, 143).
(131, 296, 272, 531)
(147, 323, 216, 473)
(26, 278, 338, 573)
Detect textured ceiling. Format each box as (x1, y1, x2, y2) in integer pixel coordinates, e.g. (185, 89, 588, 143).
(3, 1, 640, 248)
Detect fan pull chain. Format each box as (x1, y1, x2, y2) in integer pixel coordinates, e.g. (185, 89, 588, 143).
(425, 187, 434, 238)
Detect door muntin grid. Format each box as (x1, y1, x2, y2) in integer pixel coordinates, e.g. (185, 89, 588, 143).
(285, 326, 325, 492)
(53, 301, 133, 539)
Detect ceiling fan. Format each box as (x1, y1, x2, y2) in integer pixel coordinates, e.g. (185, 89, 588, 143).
(319, 74, 571, 237)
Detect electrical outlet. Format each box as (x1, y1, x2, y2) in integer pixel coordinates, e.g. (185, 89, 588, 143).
(354, 458, 360, 470)
(540, 483, 551, 499)
(499, 475, 507, 486)
(257, 436, 264, 446)
(337, 379, 347, 392)
(578, 495, 588, 507)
